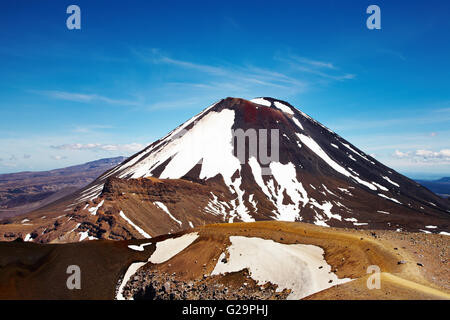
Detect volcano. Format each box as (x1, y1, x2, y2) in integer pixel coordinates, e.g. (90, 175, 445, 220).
(2, 97, 449, 243)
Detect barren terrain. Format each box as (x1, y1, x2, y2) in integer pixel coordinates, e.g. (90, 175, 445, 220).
(1, 221, 447, 300)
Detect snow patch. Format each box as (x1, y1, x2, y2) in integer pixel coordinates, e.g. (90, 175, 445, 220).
(119, 210, 151, 238)
(341, 142, 375, 164)
(211, 236, 352, 299)
(292, 117, 304, 130)
(372, 182, 388, 192)
(149, 233, 199, 264)
(382, 176, 400, 187)
(88, 200, 104, 216)
(378, 193, 402, 205)
(154, 201, 182, 225)
(117, 233, 199, 300)
(250, 98, 272, 107)
(273, 101, 294, 115)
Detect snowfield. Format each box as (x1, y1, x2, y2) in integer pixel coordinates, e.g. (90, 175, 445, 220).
(117, 233, 199, 300)
(211, 236, 352, 300)
(149, 232, 199, 263)
(250, 98, 272, 107)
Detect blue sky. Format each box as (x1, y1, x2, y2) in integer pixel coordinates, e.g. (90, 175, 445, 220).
(0, 0, 449, 178)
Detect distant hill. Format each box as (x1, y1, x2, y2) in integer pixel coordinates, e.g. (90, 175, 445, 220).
(416, 177, 450, 198)
(0, 157, 126, 218)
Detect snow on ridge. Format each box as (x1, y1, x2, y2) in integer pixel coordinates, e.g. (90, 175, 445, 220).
(337, 188, 353, 197)
(269, 161, 309, 221)
(119, 210, 151, 238)
(149, 233, 199, 264)
(273, 101, 294, 115)
(79, 230, 97, 241)
(204, 192, 229, 217)
(154, 201, 182, 225)
(250, 98, 272, 107)
(128, 243, 152, 252)
(75, 183, 104, 204)
(347, 167, 360, 176)
(309, 198, 341, 222)
(211, 236, 352, 300)
(378, 193, 402, 205)
(341, 142, 375, 165)
(248, 194, 258, 211)
(117, 233, 199, 300)
(248, 157, 309, 222)
(334, 201, 351, 211)
(292, 117, 304, 130)
(120, 109, 241, 187)
(228, 176, 254, 222)
(114, 101, 220, 179)
(88, 200, 104, 216)
(372, 182, 388, 192)
(382, 176, 400, 187)
(297, 133, 377, 191)
(248, 157, 273, 201)
(322, 184, 338, 197)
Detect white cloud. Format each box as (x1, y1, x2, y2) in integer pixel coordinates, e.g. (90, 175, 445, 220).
(51, 155, 67, 160)
(50, 143, 145, 152)
(394, 149, 450, 162)
(137, 49, 311, 95)
(34, 90, 141, 107)
(394, 150, 410, 158)
(274, 54, 356, 82)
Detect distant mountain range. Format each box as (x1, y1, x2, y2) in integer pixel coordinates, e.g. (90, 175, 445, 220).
(415, 177, 450, 199)
(0, 157, 126, 218)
